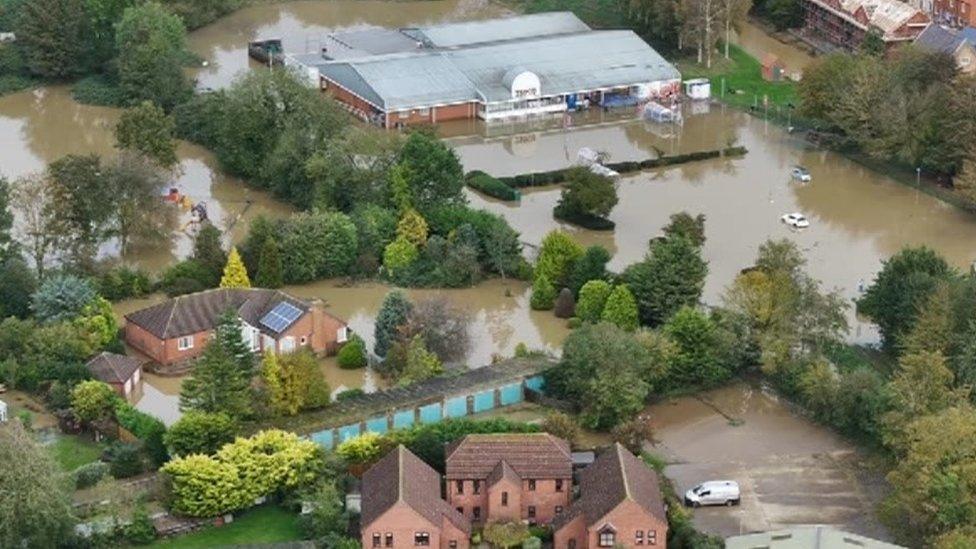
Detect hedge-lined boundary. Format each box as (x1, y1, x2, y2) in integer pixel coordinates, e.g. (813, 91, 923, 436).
(465, 170, 520, 201)
(553, 205, 616, 231)
(499, 146, 749, 188)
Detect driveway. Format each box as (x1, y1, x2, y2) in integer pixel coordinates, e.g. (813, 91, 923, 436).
(646, 383, 892, 541)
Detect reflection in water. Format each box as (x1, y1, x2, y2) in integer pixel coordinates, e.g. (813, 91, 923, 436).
(127, 278, 570, 424)
(0, 86, 294, 270)
(187, 0, 510, 89)
(461, 106, 976, 345)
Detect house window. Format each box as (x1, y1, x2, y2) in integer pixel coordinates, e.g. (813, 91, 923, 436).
(177, 335, 194, 351)
(456, 480, 464, 494)
(300, 336, 308, 345)
(527, 506, 536, 519)
(501, 491, 508, 506)
(280, 336, 296, 353)
(418, 107, 430, 116)
(568, 540, 576, 549)
(372, 533, 381, 547)
(648, 530, 657, 545)
(385, 533, 393, 547)
(398, 110, 409, 119)
(457, 507, 464, 515)
(414, 532, 430, 546)
(449, 542, 457, 549)
(528, 479, 536, 491)
(636, 530, 644, 545)
(598, 527, 616, 547)
(473, 506, 481, 520)
(338, 326, 349, 343)
(555, 505, 563, 514)
(556, 479, 564, 492)
(473, 480, 481, 494)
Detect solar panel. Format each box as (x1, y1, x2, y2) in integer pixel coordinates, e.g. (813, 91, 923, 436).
(259, 301, 303, 333)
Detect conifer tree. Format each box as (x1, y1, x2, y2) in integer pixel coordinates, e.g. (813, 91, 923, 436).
(261, 350, 285, 414)
(576, 280, 612, 322)
(530, 274, 557, 311)
(255, 238, 283, 289)
(396, 208, 428, 247)
(374, 290, 412, 357)
(220, 247, 251, 288)
(602, 285, 640, 331)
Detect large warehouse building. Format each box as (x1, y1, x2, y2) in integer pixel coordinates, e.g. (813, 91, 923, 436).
(286, 12, 681, 127)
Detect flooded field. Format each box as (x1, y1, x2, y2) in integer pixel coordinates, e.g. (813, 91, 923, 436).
(120, 278, 570, 423)
(0, 86, 293, 270)
(456, 106, 976, 343)
(187, 0, 509, 89)
(732, 20, 814, 76)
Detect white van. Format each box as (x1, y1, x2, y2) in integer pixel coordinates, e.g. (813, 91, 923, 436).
(684, 480, 740, 507)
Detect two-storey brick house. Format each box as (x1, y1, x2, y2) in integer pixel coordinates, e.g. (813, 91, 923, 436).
(553, 444, 668, 549)
(361, 446, 471, 549)
(444, 433, 573, 525)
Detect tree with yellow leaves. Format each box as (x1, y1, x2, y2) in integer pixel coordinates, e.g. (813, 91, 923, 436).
(396, 208, 428, 247)
(219, 246, 251, 288)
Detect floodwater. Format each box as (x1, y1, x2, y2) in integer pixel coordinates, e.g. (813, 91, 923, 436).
(455, 105, 976, 344)
(187, 0, 510, 89)
(731, 20, 815, 77)
(121, 278, 570, 423)
(0, 86, 294, 271)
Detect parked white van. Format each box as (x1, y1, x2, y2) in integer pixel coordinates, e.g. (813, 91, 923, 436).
(684, 480, 740, 507)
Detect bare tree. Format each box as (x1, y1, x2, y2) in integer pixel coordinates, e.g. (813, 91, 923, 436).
(105, 152, 174, 255)
(402, 297, 472, 364)
(10, 174, 57, 278)
(719, 0, 752, 59)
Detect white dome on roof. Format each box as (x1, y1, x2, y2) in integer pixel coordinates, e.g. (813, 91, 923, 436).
(502, 67, 540, 99)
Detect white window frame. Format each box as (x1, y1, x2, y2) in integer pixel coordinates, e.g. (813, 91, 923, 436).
(280, 336, 296, 353)
(177, 335, 194, 351)
(338, 326, 349, 343)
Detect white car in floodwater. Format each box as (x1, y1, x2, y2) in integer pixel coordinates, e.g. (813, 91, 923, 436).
(685, 480, 741, 507)
(791, 166, 812, 182)
(781, 212, 810, 229)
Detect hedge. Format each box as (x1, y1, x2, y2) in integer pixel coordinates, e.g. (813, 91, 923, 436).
(465, 170, 520, 201)
(115, 401, 168, 466)
(553, 206, 616, 231)
(498, 146, 748, 187)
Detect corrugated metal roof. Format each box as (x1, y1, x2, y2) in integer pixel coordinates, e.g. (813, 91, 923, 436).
(447, 30, 680, 102)
(915, 24, 966, 54)
(323, 28, 421, 60)
(415, 11, 589, 48)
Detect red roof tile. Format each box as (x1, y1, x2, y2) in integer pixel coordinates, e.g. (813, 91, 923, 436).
(444, 433, 572, 480)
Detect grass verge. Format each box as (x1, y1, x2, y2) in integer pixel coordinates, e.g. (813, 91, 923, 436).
(677, 43, 797, 111)
(150, 505, 302, 548)
(47, 435, 104, 472)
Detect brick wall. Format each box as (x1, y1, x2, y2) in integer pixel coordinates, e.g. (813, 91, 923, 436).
(362, 503, 464, 549)
(124, 322, 211, 366)
(448, 476, 570, 524)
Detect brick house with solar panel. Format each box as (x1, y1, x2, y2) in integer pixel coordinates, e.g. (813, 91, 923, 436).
(444, 433, 573, 525)
(123, 288, 348, 368)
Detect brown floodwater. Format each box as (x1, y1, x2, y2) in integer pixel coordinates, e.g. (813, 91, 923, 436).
(731, 20, 815, 77)
(122, 278, 569, 423)
(187, 0, 510, 89)
(0, 86, 294, 271)
(456, 105, 976, 344)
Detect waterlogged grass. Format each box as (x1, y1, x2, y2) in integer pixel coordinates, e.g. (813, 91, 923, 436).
(150, 505, 303, 548)
(47, 435, 104, 472)
(678, 43, 798, 111)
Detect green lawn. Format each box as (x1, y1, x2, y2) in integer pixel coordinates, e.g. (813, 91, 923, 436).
(46, 435, 104, 472)
(150, 506, 303, 548)
(678, 43, 798, 111)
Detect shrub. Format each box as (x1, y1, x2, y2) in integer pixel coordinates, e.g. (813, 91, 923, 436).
(530, 274, 557, 311)
(483, 521, 530, 548)
(96, 267, 152, 301)
(164, 411, 237, 456)
(336, 432, 384, 466)
(71, 380, 118, 423)
(74, 461, 110, 489)
(576, 280, 612, 323)
(536, 231, 583, 288)
(107, 442, 145, 479)
(523, 536, 542, 549)
(336, 388, 365, 401)
(552, 208, 616, 230)
(553, 287, 575, 318)
(71, 75, 126, 107)
(541, 412, 580, 447)
(115, 402, 168, 466)
(466, 170, 519, 201)
(337, 336, 367, 369)
(126, 502, 156, 544)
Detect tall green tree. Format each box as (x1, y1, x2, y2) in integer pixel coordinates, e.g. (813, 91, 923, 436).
(193, 223, 227, 287)
(554, 167, 618, 220)
(0, 420, 76, 547)
(105, 152, 172, 255)
(624, 234, 707, 327)
(0, 177, 15, 261)
(374, 290, 412, 357)
(16, 0, 91, 78)
(115, 101, 179, 168)
(530, 273, 556, 311)
(567, 245, 610, 296)
(663, 307, 732, 388)
(179, 311, 254, 418)
(575, 280, 611, 322)
(255, 237, 284, 288)
(662, 211, 706, 247)
(535, 230, 583, 290)
(858, 246, 955, 352)
(115, 2, 193, 109)
(397, 131, 465, 212)
(0, 257, 36, 318)
(602, 285, 640, 331)
(47, 154, 116, 269)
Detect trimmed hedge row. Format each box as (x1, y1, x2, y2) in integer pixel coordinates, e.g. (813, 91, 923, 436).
(553, 206, 616, 231)
(498, 146, 749, 188)
(465, 170, 520, 201)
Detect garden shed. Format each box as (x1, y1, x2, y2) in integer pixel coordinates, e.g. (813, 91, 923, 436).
(761, 53, 787, 82)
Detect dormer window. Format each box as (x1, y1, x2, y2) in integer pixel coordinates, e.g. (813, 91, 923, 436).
(598, 526, 616, 547)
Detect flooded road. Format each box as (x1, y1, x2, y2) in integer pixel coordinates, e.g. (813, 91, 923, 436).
(119, 278, 570, 423)
(731, 20, 814, 77)
(456, 106, 976, 344)
(187, 0, 509, 89)
(0, 86, 294, 270)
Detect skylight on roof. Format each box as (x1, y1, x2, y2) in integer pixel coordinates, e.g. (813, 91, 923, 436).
(260, 302, 303, 333)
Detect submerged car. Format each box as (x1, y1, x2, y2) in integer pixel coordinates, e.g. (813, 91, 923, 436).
(781, 212, 810, 228)
(791, 166, 812, 182)
(685, 480, 741, 507)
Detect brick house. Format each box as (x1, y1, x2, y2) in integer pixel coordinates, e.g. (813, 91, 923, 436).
(802, 0, 929, 52)
(444, 433, 573, 525)
(85, 352, 143, 402)
(361, 445, 471, 549)
(553, 444, 668, 549)
(124, 288, 348, 367)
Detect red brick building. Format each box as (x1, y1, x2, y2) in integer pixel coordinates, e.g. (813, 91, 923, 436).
(802, 0, 930, 51)
(361, 446, 471, 549)
(553, 444, 668, 549)
(444, 433, 573, 525)
(123, 288, 348, 368)
(86, 352, 143, 402)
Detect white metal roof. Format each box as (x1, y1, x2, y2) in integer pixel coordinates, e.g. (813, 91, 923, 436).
(414, 11, 589, 48)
